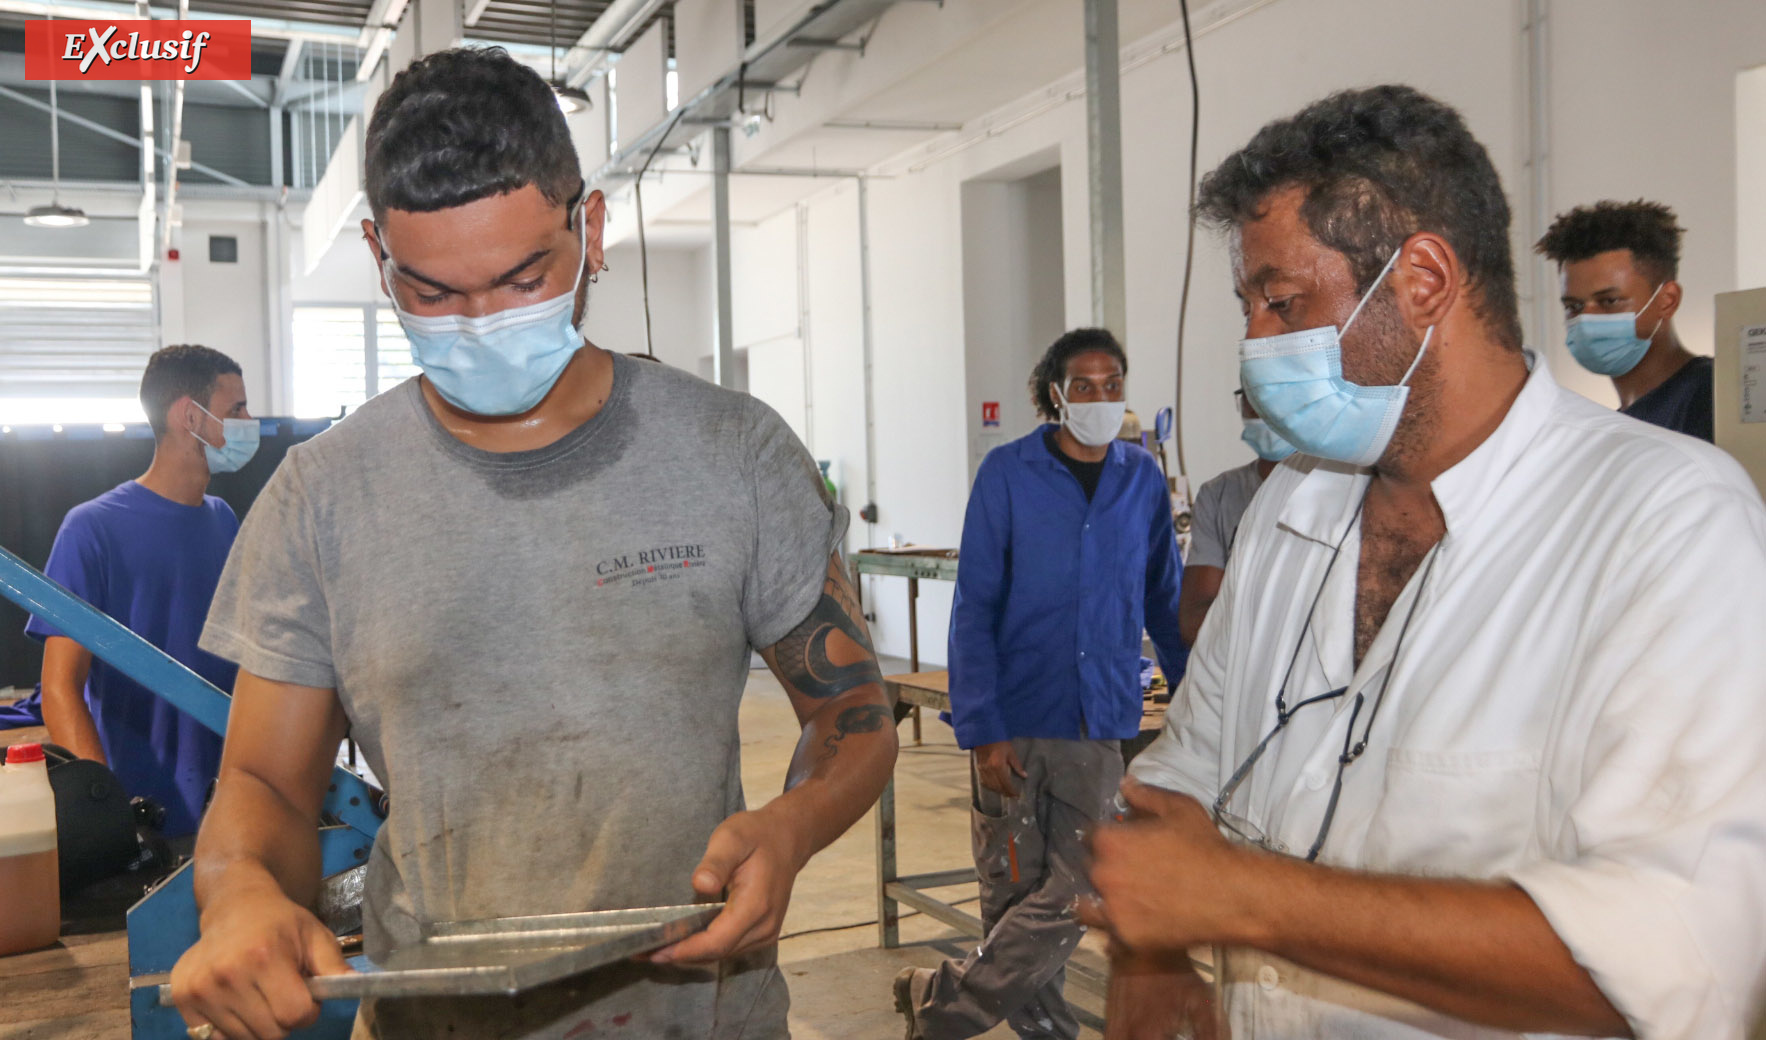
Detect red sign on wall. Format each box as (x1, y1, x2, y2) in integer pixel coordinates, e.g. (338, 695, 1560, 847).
(982, 401, 1000, 428)
(24, 20, 252, 81)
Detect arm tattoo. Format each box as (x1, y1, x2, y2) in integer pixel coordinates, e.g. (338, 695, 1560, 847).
(819, 703, 893, 761)
(772, 576, 883, 699)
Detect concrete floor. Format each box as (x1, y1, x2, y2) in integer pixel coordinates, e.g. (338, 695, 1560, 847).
(735, 665, 1107, 1040)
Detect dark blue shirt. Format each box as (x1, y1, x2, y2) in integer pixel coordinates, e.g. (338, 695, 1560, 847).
(25, 481, 238, 836)
(947, 426, 1187, 748)
(1622, 355, 1713, 442)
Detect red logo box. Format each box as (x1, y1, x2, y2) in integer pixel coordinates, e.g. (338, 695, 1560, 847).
(24, 20, 251, 81)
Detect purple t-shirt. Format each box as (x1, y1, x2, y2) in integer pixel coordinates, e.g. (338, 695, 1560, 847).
(24, 480, 238, 836)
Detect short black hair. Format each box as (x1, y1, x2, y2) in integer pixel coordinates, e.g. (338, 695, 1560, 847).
(364, 47, 581, 222)
(1535, 199, 1684, 284)
(1196, 84, 1522, 350)
(1029, 328, 1128, 422)
(140, 344, 241, 437)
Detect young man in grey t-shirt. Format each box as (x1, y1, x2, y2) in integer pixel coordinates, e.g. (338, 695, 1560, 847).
(1176, 389, 1294, 647)
(169, 49, 897, 1040)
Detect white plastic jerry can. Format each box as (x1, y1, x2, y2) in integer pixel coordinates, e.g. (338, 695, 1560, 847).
(0, 743, 60, 955)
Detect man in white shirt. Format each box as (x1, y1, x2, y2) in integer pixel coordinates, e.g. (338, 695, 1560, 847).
(1083, 84, 1766, 1040)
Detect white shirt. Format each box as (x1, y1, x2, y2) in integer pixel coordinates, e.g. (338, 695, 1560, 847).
(1131, 355, 1766, 1039)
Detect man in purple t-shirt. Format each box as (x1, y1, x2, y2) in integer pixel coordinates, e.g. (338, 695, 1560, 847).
(25, 344, 257, 837)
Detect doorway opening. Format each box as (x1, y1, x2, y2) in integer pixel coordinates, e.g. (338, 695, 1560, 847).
(961, 159, 1066, 482)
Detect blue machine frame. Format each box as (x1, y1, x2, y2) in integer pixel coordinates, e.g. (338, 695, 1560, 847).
(0, 544, 382, 1039)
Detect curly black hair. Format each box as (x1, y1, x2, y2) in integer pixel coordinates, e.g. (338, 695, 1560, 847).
(1029, 328, 1127, 422)
(1535, 199, 1684, 284)
(139, 344, 242, 438)
(365, 47, 581, 222)
(1195, 84, 1522, 351)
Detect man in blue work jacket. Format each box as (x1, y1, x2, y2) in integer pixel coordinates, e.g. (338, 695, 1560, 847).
(895, 327, 1187, 1040)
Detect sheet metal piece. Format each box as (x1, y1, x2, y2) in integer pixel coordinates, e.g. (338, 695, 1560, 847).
(159, 903, 722, 1004)
(315, 865, 368, 936)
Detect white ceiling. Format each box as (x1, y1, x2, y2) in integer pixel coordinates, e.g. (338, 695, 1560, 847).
(636, 0, 1220, 242)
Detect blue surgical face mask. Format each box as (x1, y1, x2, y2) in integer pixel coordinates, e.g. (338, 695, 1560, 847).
(1564, 282, 1663, 377)
(1238, 249, 1434, 467)
(382, 217, 588, 417)
(190, 402, 259, 474)
(1240, 417, 1296, 462)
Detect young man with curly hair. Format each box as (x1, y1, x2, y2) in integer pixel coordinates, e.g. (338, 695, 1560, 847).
(894, 327, 1186, 1040)
(1536, 199, 1709, 440)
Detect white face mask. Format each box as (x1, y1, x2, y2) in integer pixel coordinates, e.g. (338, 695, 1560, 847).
(1052, 382, 1126, 448)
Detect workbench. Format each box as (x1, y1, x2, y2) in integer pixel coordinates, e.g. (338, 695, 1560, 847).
(0, 725, 131, 1040)
(874, 671, 1170, 1000)
(850, 548, 960, 745)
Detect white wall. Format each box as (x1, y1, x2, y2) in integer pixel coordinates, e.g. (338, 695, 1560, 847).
(581, 243, 714, 376)
(1544, 0, 1766, 406)
(160, 201, 282, 415)
(803, 186, 869, 535)
(1737, 63, 1766, 292)
(292, 218, 380, 307)
(961, 163, 1065, 480)
(731, 211, 810, 440)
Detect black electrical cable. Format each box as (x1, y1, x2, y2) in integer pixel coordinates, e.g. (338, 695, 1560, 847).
(632, 102, 688, 360)
(1172, 0, 1200, 481)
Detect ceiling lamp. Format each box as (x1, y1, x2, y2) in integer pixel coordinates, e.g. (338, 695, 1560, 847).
(553, 83, 591, 114)
(25, 81, 88, 229)
(24, 202, 89, 229)
(545, 0, 590, 115)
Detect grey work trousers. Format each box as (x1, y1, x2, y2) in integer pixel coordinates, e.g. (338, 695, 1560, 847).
(913, 737, 1124, 1040)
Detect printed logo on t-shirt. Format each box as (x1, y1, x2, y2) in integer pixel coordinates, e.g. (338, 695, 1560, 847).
(594, 543, 711, 590)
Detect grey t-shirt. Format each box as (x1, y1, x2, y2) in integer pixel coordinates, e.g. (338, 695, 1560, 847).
(201, 353, 845, 1040)
(1187, 461, 1264, 570)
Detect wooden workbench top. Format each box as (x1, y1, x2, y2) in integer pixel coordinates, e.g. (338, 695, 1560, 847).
(884, 670, 1172, 739)
(0, 930, 130, 1038)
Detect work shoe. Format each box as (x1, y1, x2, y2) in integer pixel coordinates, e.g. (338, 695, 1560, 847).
(893, 967, 927, 1040)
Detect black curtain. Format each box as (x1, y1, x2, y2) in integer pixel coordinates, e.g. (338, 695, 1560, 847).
(0, 418, 333, 688)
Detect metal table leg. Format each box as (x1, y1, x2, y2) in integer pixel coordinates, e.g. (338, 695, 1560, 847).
(875, 777, 899, 948)
(907, 577, 922, 745)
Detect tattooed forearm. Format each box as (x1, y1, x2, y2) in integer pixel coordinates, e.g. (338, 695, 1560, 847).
(819, 704, 894, 762)
(770, 574, 883, 699)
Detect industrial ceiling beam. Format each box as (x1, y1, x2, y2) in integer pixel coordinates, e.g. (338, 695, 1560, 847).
(824, 118, 962, 132)
(711, 126, 734, 390)
(274, 39, 306, 105)
(562, 0, 667, 88)
(0, 83, 250, 188)
(215, 77, 271, 108)
(355, 0, 410, 81)
(1083, 0, 1127, 340)
(137, 83, 154, 271)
